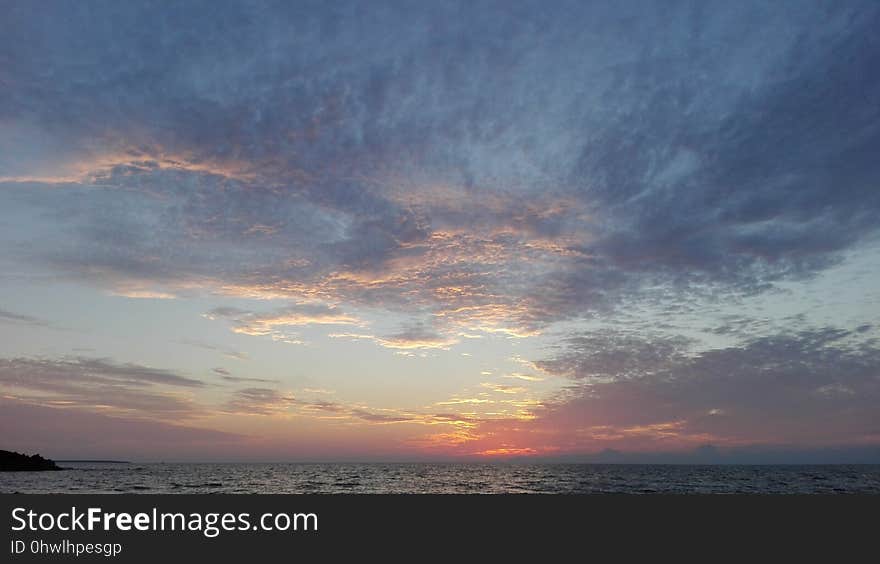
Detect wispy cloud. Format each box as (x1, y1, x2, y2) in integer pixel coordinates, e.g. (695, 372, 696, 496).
(0, 356, 204, 418)
(0, 308, 48, 327)
(212, 368, 278, 384)
(220, 375, 279, 384)
(1, 397, 241, 460)
(205, 304, 360, 343)
(480, 382, 528, 395)
(224, 387, 296, 416)
(329, 323, 456, 350)
(177, 339, 248, 361)
(503, 373, 545, 383)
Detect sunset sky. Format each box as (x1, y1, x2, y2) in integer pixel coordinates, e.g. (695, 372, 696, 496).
(1, 1, 879, 462)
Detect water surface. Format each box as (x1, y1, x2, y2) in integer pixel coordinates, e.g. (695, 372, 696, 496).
(3, 463, 879, 494)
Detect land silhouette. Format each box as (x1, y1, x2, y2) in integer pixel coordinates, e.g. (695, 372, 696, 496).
(0, 449, 61, 471)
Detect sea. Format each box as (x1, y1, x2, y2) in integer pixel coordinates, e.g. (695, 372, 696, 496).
(3, 462, 880, 494)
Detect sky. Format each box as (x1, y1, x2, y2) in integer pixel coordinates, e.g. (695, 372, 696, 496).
(1, 0, 879, 462)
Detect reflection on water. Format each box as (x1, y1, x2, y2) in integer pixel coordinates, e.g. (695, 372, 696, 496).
(2, 463, 879, 494)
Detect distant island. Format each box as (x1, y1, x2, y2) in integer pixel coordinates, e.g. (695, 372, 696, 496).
(56, 460, 130, 464)
(1, 450, 62, 471)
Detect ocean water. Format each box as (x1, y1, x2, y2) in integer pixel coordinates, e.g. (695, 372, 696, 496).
(3, 463, 880, 494)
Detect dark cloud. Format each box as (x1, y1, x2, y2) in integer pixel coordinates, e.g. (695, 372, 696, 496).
(522, 326, 880, 447)
(536, 332, 694, 383)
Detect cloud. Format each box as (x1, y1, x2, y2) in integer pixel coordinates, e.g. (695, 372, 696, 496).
(177, 339, 248, 361)
(110, 288, 177, 299)
(329, 326, 456, 350)
(475, 326, 880, 453)
(220, 375, 279, 384)
(205, 303, 359, 341)
(0, 397, 241, 460)
(222, 388, 414, 421)
(0, 356, 204, 387)
(535, 333, 695, 384)
(1, 1, 877, 338)
(0, 356, 204, 418)
(300, 400, 346, 414)
(0, 308, 47, 326)
(280, 395, 418, 425)
(503, 373, 545, 382)
(224, 387, 296, 416)
(211, 368, 280, 384)
(480, 382, 527, 395)
(349, 409, 412, 424)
